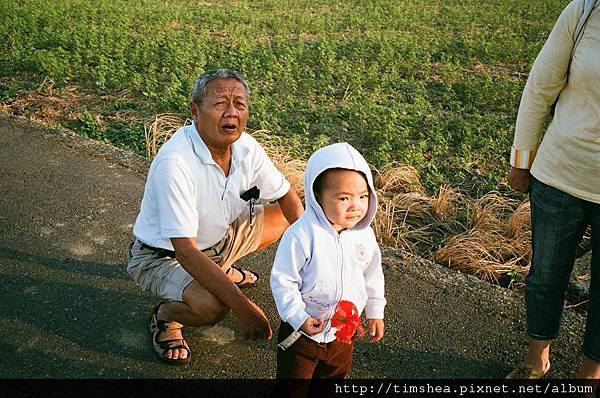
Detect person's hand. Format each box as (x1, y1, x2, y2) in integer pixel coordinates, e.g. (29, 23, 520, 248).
(508, 167, 531, 193)
(300, 317, 325, 336)
(368, 319, 384, 343)
(234, 300, 272, 340)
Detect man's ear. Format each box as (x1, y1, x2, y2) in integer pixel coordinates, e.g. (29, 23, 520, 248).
(189, 101, 198, 117)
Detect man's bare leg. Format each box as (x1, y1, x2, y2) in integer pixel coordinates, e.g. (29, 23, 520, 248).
(155, 200, 298, 360)
(155, 281, 230, 360)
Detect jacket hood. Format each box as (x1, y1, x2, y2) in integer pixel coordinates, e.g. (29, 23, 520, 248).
(304, 142, 377, 232)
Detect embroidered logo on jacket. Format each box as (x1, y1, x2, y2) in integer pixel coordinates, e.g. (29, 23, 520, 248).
(355, 243, 368, 263)
(307, 296, 332, 314)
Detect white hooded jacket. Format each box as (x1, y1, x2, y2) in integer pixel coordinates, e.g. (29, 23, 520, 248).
(270, 143, 386, 343)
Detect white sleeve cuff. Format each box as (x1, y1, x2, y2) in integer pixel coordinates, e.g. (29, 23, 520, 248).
(364, 303, 385, 320)
(288, 312, 310, 332)
(510, 146, 536, 169)
(263, 178, 291, 202)
(160, 228, 198, 238)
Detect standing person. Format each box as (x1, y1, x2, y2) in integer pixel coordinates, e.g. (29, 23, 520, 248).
(127, 69, 304, 365)
(507, 0, 599, 379)
(270, 142, 386, 387)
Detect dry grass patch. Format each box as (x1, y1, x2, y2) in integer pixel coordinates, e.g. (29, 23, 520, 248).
(252, 130, 306, 203)
(434, 229, 529, 286)
(1, 84, 151, 140)
(374, 163, 424, 195)
(372, 164, 465, 252)
(434, 194, 532, 286)
(434, 185, 459, 219)
(373, 176, 468, 257)
(2, 84, 97, 127)
(373, 195, 426, 251)
(469, 192, 519, 231)
(144, 113, 187, 158)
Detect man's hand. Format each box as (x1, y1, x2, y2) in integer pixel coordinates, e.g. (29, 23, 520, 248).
(368, 319, 384, 343)
(300, 317, 325, 336)
(508, 167, 531, 193)
(233, 300, 272, 340)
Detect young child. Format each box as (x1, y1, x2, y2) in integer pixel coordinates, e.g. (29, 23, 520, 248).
(270, 142, 386, 380)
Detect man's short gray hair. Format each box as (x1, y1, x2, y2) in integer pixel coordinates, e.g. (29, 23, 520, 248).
(192, 69, 251, 104)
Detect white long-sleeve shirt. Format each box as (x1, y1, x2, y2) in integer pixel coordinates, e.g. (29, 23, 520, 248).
(511, 0, 599, 203)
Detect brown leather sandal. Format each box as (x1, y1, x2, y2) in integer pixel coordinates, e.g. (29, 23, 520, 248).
(149, 303, 191, 365)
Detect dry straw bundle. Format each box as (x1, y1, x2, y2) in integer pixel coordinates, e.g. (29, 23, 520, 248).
(373, 163, 432, 250)
(373, 162, 468, 256)
(507, 200, 532, 254)
(374, 163, 424, 195)
(250, 130, 306, 203)
(470, 192, 519, 231)
(434, 194, 532, 285)
(433, 229, 530, 285)
(144, 113, 187, 158)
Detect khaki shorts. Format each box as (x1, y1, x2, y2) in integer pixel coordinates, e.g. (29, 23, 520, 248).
(126, 205, 264, 301)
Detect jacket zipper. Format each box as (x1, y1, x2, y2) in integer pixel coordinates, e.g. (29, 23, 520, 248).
(322, 233, 344, 344)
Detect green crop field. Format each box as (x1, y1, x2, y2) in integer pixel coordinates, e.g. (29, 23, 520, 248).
(0, 0, 567, 196)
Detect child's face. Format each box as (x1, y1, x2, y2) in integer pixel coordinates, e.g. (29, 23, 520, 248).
(316, 169, 369, 233)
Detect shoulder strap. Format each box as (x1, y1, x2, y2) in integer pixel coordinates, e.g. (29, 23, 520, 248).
(547, 0, 594, 113)
(563, 0, 596, 85)
(572, 0, 596, 57)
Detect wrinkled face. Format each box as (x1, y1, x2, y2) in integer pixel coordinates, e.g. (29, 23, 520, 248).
(315, 169, 369, 233)
(190, 78, 249, 150)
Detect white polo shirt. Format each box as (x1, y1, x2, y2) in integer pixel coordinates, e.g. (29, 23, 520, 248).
(133, 123, 291, 250)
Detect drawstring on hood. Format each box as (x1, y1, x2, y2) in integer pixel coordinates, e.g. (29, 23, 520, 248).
(304, 142, 377, 232)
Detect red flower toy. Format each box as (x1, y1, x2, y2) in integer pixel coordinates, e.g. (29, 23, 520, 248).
(331, 300, 364, 344)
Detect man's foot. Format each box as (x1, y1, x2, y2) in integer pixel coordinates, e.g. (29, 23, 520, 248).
(226, 265, 259, 288)
(150, 303, 191, 365)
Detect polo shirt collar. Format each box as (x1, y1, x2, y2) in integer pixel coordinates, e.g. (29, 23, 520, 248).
(187, 122, 250, 168)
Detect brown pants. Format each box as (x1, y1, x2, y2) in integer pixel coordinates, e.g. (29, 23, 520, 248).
(276, 322, 353, 379)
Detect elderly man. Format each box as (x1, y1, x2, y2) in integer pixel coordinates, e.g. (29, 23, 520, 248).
(127, 69, 303, 365)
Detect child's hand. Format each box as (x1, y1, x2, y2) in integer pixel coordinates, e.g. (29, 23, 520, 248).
(300, 317, 325, 336)
(368, 319, 384, 342)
